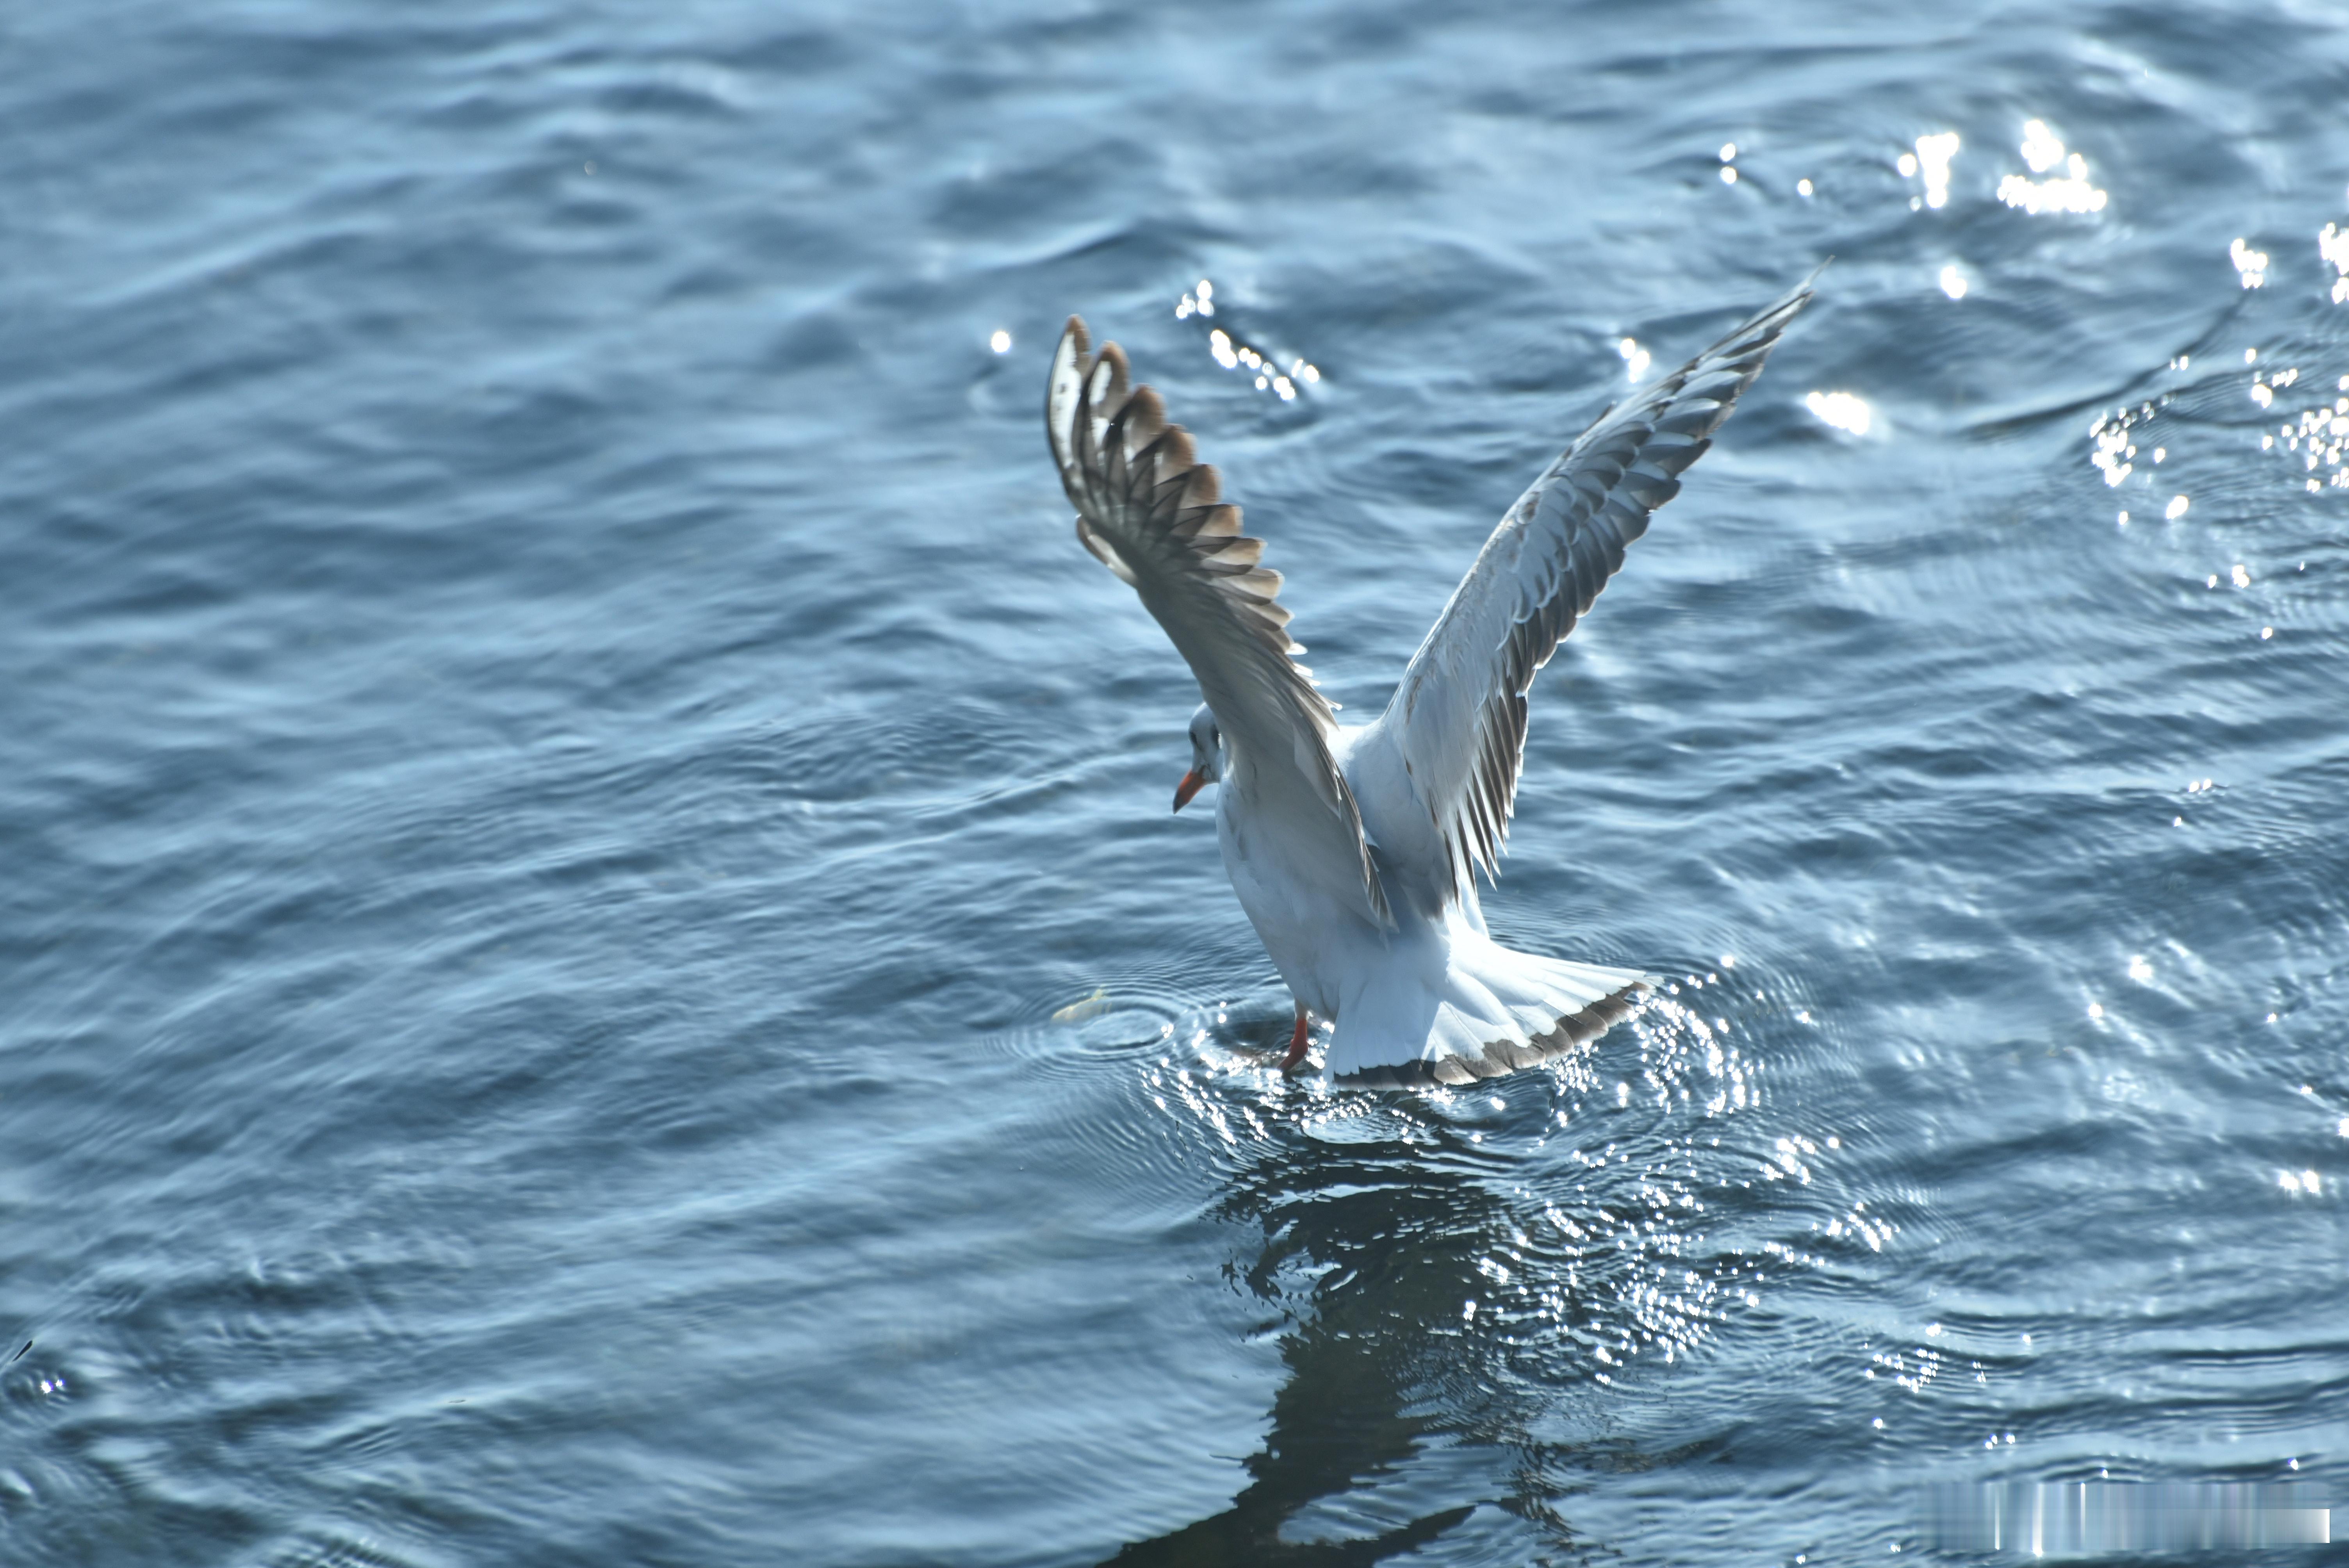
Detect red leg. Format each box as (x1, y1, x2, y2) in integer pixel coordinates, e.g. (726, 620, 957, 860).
(1281, 1007, 1312, 1071)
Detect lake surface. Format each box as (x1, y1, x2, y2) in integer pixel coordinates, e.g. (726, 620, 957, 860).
(5, 2, 2347, 1563)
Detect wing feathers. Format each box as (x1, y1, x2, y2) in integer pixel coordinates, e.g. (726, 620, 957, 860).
(1046, 316, 1390, 926)
(1374, 274, 1818, 899)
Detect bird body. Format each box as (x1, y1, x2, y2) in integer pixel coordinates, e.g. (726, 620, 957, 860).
(1210, 718, 1650, 1085)
(1046, 276, 1814, 1085)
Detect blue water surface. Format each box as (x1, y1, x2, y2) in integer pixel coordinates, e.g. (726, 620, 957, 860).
(4, 2, 2347, 1563)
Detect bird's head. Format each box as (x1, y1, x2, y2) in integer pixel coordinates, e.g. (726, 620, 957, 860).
(1174, 703, 1223, 812)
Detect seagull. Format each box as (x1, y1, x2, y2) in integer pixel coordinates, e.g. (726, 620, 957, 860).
(1044, 276, 1814, 1086)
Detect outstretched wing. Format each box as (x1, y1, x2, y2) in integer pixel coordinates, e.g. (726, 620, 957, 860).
(1365, 274, 1817, 898)
(1046, 317, 1389, 926)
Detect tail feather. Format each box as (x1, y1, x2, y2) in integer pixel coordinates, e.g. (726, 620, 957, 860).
(1328, 935, 1650, 1088)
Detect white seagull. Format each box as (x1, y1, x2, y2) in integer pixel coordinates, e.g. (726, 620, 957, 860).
(1045, 277, 1814, 1086)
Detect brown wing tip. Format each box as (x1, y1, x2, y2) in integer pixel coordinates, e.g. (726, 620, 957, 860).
(1096, 340, 1132, 406)
(1124, 385, 1167, 444)
(1156, 426, 1198, 474)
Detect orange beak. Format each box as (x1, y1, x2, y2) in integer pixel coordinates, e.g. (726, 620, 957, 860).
(1173, 769, 1206, 813)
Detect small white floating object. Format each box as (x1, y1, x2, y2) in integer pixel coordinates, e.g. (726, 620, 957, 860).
(1052, 987, 1110, 1024)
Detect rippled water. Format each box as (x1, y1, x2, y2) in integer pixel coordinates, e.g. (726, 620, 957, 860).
(5, 2, 2347, 1563)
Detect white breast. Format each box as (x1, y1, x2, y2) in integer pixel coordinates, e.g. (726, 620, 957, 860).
(1215, 765, 1387, 1019)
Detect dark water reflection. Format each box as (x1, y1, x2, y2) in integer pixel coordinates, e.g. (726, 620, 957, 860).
(1102, 985, 1837, 1563)
(1109, 1125, 1494, 1566)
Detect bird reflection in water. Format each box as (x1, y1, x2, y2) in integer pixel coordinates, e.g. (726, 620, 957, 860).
(1104, 1122, 1501, 1564)
(1106, 994, 1766, 1564)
